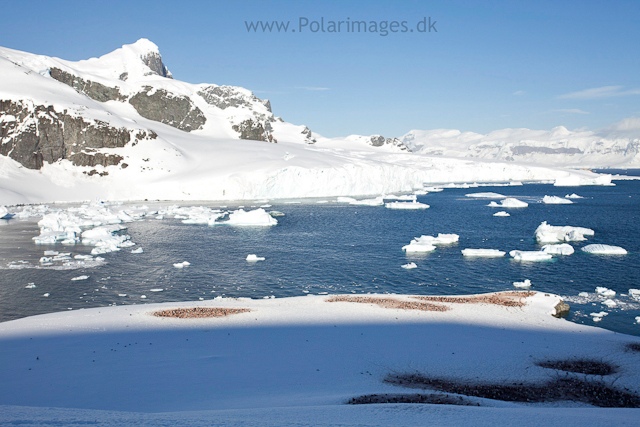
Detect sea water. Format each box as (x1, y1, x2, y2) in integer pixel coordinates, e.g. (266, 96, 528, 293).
(0, 179, 638, 336)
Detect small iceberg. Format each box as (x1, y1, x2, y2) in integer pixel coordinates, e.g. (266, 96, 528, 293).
(268, 211, 285, 217)
(131, 248, 144, 254)
(246, 254, 266, 262)
(403, 234, 459, 252)
(581, 244, 627, 255)
(565, 193, 583, 199)
(385, 201, 429, 210)
(25, 283, 37, 289)
(535, 222, 594, 243)
(590, 311, 608, 322)
(493, 211, 510, 217)
(225, 209, 277, 226)
(541, 243, 575, 255)
(509, 250, 553, 262)
(513, 279, 532, 288)
(401, 262, 417, 269)
(71, 275, 90, 281)
(461, 249, 505, 257)
(602, 299, 617, 308)
(629, 289, 640, 301)
(543, 195, 573, 204)
(350, 197, 384, 206)
(595, 287, 616, 297)
(488, 198, 528, 208)
(173, 261, 191, 268)
(149, 288, 164, 292)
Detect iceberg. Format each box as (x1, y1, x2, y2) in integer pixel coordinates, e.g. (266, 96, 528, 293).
(461, 249, 505, 257)
(629, 289, 640, 301)
(71, 275, 89, 281)
(509, 250, 553, 262)
(602, 299, 617, 308)
(173, 261, 191, 268)
(581, 244, 627, 255)
(534, 221, 594, 243)
(349, 197, 384, 206)
(403, 234, 459, 252)
(225, 209, 278, 226)
(541, 243, 575, 255)
(595, 287, 616, 297)
(513, 279, 532, 288)
(543, 195, 573, 204)
(488, 198, 528, 208)
(131, 248, 144, 254)
(401, 262, 417, 269)
(590, 311, 608, 322)
(565, 193, 583, 199)
(493, 211, 510, 217)
(385, 201, 430, 210)
(246, 254, 266, 262)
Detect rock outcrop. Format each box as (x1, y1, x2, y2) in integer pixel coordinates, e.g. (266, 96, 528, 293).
(129, 87, 206, 132)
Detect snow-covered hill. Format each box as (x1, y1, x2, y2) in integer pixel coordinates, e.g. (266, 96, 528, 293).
(0, 40, 614, 204)
(401, 119, 640, 168)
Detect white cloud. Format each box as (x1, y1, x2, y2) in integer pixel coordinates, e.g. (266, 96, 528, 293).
(558, 86, 640, 99)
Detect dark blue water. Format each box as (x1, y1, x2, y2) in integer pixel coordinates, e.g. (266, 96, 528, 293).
(0, 180, 639, 336)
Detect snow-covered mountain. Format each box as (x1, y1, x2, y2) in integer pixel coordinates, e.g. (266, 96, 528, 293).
(0, 40, 613, 204)
(401, 119, 640, 168)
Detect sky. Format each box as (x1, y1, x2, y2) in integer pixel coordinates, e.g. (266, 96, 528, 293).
(2, 0, 639, 138)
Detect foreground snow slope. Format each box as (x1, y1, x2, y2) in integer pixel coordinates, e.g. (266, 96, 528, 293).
(0, 292, 639, 427)
(0, 40, 613, 205)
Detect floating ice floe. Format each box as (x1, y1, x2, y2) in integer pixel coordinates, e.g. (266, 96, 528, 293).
(140, 295, 147, 299)
(413, 190, 428, 195)
(636, 316, 640, 324)
(595, 287, 616, 297)
(602, 299, 617, 308)
(71, 275, 89, 281)
(149, 289, 163, 292)
(383, 194, 417, 201)
(493, 211, 510, 217)
(403, 234, 459, 252)
(224, 209, 277, 226)
(25, 283, 36, 289)
(82, 224, 132, 255)
(465, 192, 506, 199)
(488, 198, 528, 208)
(118, 294, 127, 297)
(42, 293, 50, 297)
(268, 211, 285, 217)
(246, 254, 265, 262)
(159, 206, 224, 225)
(349, 197, 384, 206)
(565, 193, 583, 199)
(131, 248, 144, 254)
(461, 249, 505, 257)
(629, 289, 640, 301)
(543, 195, 573, 204)
(385, 201, 429, 210)
(513, 279, 532, 288)
(590, 311, 608, 322)
(401, 262, 417, 269)
(509, 250, 553, 262)
(173, 261, 191, 268)
(535, 221, 594, 243)
(541, 243, 575, 255)
(581, 244, 627, 255)
(424, 187, 443, 192)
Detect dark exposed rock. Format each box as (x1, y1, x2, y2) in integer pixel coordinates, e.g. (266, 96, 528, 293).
(119, 72, 129, 81)
(301, 126, 316, 144)
(368, 135, 411, 152)
(50, 68, 126, 102)
(141, 52, 172, 78)
(232, 118, 275, 142)
(129, 87, 206, 132)
(553, 300, 570, 318)
(537, 359, 616, 376)
(197, 85, 271, 112)
(0, 99, 153, 170)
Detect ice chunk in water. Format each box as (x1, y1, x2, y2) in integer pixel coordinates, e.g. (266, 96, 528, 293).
(535, 221, 594, 243)
(595, 287, 616, 297)
(488, 198, 528, 208)
(25, 283, 36, 289)
(629, 289, 640, 301)
(173, 261, 191, 268)
(513, 279, 532, 288)
(385, 201, 429, 210)
(602, 299, 617, 308)
(225, 209, 277, 226)
(349, 197, 384, 206)
(541, 243, 575, 255)
(131, 248, 144, 254)
(71, 275, 89, 281)
(461, 249, 505, 257)
(246, 254, 266, 262)
(543, 195, 573, 204)
(565, 193, 583, 199)
(581, 244, 627, 255)
(509, 250, 553, 262)
(465, 192, 506, 199)
(493, 211, 510, 217)
(401, 262, 417, 269)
